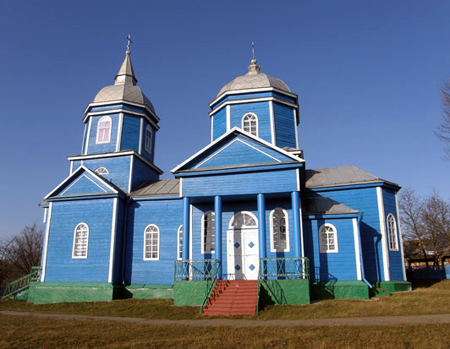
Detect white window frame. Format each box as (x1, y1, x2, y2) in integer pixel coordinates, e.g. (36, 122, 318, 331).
(228, 211, 258, 229)
(270, 208, 290, 252)
(242, 113, 258, 137)
(201, 211, 215, 254)
(177, 225, 183, 260)
(144, 124, 153, 153)
(144, 224, 160, 260)
(96, 116, 112, 144)
(72, 223, 89, 259)
(94, 167, 109, 175)
(387, 214, 399, 251)
(319, 223, 338, 253)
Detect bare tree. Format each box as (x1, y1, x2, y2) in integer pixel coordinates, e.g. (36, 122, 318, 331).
(400, 188, 450, 266)
(436, 78, 450, 160)
(7, 224, 44, 275)
(422, 190, 450, 264)
(399, 188, 429, 265)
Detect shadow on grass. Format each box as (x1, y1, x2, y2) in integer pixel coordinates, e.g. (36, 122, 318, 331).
(411, 279, 442, 290)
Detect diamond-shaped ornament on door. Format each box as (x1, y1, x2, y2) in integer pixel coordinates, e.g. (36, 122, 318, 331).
(249, 264, 255, 271)
(248, 242, 254, 248)
(234, 242, 240, 249)
(235, 264, 241, 271)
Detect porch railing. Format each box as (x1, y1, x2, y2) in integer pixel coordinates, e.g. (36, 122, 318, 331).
(1, 266, 42, 300)
(257, 257, 309, 313)
(174, 259, 219, 315)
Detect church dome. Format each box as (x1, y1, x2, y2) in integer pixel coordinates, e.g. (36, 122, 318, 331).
(93, 50, 155, 113)
(216, 58, 291, 97)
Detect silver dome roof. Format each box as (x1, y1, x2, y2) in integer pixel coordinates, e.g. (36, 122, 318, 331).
(216, 59, 291, 97)
(93, 50, 155, 113)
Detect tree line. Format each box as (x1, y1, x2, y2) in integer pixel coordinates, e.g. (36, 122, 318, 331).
(0, 224, 43, 292)
(399, 188, 450, 266)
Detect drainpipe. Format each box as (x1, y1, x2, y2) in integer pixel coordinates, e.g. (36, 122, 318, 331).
(357, 212, 373, 289)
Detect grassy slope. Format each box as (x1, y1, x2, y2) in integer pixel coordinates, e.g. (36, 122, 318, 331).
(1, 280, 449, 320)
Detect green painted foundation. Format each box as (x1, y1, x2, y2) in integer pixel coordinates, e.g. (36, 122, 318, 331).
(372, 280, 412, 294)
(27, 282, 121, 304)
(124, 284, 174, 299)
(260, 279, 310, 305)
(173, 281, 207, 306)
(310, 280, 369, 300)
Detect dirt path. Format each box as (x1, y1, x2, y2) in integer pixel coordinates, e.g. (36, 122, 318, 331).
(2, 311, 450, 327)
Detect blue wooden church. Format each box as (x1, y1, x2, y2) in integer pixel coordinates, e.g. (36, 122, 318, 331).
(31, 45, 410, 310)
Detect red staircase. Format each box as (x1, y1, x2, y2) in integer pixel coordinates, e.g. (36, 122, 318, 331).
(202, 280, 258, 316)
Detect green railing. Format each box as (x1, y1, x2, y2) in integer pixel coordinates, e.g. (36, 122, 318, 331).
(174, 259, 219, 315)
(259, 257, 309, 280)
(256, 257, 309, 313)
(1, 266, 42, 300)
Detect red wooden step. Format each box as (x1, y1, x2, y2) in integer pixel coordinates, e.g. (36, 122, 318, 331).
(202, 280, 258, 317)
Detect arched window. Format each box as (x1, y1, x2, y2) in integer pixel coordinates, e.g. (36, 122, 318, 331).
(145, 125, 153, 153)
(94, 167, 109, 175)
(202, 211, 215, 254)
(229, 211, 258, 229)
(96, 116, 112, 144)
(319, 223, 338, 253)
(242, 113, 258, 136)
(387, 214, 398, 251)
(177, 225, 183, 260)
(72, 223, 89, 258)
(270, 208, 290, 252)
(144, 224, 160, 260)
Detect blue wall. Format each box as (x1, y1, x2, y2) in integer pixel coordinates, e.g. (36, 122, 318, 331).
(212, 108, 226, 141)
(182, 169, 298, 197)
(72, 155, 132, 192)
(125, 198, 184, 285)
(308, 187, 385, 281)
(274, 102, 297, 148)
(303, 217, 358, 281)
(86, 114, 120, 154)
(44, 198, 118, 283)
(121, 114, 140, 153)
(230, 102, 271, 143)
(383, 188, 404, 280)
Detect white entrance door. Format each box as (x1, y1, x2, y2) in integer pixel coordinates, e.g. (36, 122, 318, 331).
(227, 229, 259, 280)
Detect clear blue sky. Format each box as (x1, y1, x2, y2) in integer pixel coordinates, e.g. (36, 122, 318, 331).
(1, 0, 449, 240)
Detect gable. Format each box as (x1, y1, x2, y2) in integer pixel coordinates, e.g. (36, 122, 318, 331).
(45, 166, 120, 199)
(173, 128, 303, 173)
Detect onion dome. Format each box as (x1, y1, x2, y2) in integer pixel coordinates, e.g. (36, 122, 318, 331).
(93, 49, 155, 112)
(216, 57, 291, 97)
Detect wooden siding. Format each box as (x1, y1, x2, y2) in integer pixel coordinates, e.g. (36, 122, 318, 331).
(72, 156, 132, 192)
(273, 102, 297, 148)
(303, 217, 358, 281)
(313, 187, 385, 281)
(87, 114, 120, 154)
(131, 157, 160, 192)
(140, 121, 155, 163)
(88, 103, 148, 115)
(383, 188, 404, 280)
(125, 199, 184, 285)
(211, 91, 297, 110)
(60, 173, 112, 196)
(120, 114, 141, 153)
(187, 134, 295, 169)
(230, 102, 271, 143)
(182, 169, 298, 197)
(44, 199, 117, 283)
(212, 108, 226, 141)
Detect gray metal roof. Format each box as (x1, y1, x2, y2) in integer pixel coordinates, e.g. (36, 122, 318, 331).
(305, 165, 399, 189)
(93, 50, 155, 113)
(216, 59, 290, 97)
(302, 195, 359, 215)
(131, 179, 180, 198)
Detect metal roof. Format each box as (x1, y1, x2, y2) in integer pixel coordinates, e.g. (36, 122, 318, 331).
(216, 59, 290, 97)
(302, 195, 358, 215)
(131, 179, 180, 198)
(305, 165, 399, 189)
(93, 50, 155, 112)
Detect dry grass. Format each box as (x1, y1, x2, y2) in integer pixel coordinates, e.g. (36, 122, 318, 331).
(1, 281, 450, 347)
(1, 315, 450, 348)
(1, 280, 449, 321)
